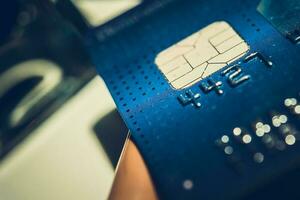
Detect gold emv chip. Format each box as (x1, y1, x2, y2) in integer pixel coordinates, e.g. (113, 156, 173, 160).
(155, 21, 249, 89)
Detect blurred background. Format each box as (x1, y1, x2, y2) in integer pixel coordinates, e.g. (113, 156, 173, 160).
(0, 0, 141, 199)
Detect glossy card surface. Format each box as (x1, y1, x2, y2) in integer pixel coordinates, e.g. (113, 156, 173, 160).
(86, 0, 300, 199)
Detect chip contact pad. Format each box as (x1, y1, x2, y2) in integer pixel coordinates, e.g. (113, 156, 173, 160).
(155, 21, 249, 89)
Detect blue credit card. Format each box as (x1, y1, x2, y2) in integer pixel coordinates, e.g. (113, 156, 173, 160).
(85, 0, 300, 199)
